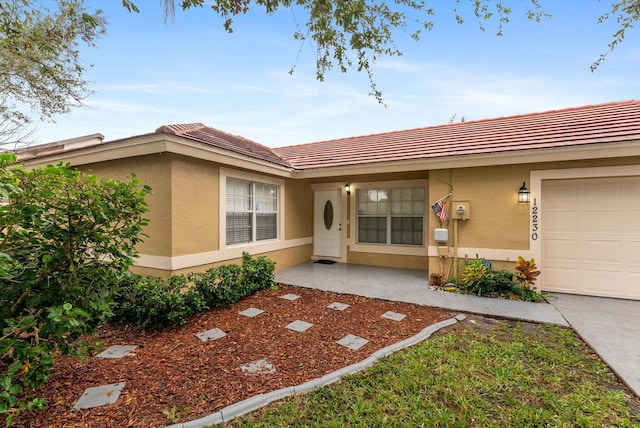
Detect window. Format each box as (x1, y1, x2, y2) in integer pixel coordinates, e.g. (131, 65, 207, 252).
(226, 178, 278, 245)
(357, 187, 424, 245)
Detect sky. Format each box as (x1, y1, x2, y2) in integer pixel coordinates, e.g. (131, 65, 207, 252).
(27, 1, 640, 148)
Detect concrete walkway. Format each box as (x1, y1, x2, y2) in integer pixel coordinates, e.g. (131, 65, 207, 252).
(548, 293, 640, 398)
(276, 262, 640, 398)
(276, 262, 568, 326)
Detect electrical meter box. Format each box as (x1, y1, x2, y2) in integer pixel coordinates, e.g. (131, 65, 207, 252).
(434, 228, 449, 243)
(451, 201, 470, 220)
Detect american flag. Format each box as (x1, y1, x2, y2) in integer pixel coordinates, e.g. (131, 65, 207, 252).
(431, 198, 447, 223)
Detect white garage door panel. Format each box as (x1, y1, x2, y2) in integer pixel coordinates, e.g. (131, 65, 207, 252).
(544, 267, 579, 292)
(543, 239, 578, 261)
(582, 240, 621, 264)
(545, 181, 577, 205)
(542, 176, 640, 300)
(581, 179, 622, 199)
(580, 269, 623, 295)
(583, 211, 622, 232)
(632, 243, 640, 265)
(631, 211, 640, 232)
(544, 211, 578, 233)
(630, 273, 640, 299)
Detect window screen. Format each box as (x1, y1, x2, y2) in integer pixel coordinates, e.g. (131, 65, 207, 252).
(226, 178, 278, 245)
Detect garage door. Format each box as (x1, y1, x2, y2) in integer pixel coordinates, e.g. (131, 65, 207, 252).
(542, 176, 640, 300)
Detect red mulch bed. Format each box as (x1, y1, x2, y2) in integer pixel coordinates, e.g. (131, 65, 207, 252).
(15, 285, 455, 428)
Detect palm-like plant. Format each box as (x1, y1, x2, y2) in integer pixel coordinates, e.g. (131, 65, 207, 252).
(515, 256, 541, 288)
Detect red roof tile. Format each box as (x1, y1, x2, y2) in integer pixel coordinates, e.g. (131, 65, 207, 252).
(156, 123, 291, 168)
(272, 100, 640, 170)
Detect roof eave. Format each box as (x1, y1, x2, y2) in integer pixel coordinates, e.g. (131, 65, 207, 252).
(18, 134, 295, 177)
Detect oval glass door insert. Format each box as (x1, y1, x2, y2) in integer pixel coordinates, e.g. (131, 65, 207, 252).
(323, 200, 334, 230)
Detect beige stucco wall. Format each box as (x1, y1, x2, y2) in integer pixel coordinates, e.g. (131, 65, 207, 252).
(447, 156, 640, 245)
(83, 155, 314, 275)
(77, 148, 640, 279)
(428, 165, 530, 250)
(426, 156, 640, 278)
(284, 178, 313, 239)
(169, 243, 314, 276)
(347, 251, 429, 270)
(170, 155, 219, 256)
(80, 154, 173, 258)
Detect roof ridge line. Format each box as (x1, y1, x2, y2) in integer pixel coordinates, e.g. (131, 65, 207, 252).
(155, 123, 207, 136)
(192, 125, 292, 166)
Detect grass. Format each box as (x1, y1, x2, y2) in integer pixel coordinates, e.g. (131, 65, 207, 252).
(229, 319, 640, 427)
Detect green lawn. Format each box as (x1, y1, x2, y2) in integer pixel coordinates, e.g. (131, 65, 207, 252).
(230, 318, 640, 427)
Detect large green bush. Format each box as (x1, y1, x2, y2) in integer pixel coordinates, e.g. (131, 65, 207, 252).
(194, 252, 275, 308)
(196, 263, 244, 308)
(0, 154, 150, 425)
(113, 252, 276, 329)
(112, 274, 206, 329)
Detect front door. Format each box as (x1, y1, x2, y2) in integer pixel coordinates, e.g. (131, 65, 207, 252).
(314, 190, 342, 258)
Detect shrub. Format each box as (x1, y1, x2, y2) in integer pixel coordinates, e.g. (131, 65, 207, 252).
(114, 252, 276, 328)
(515, 256, 541, 288)
(460, 256, 492, 296)
(488, 270, 517, 294)
(0, 154, 150, 424)
(458, 255, 544, 302)
(510, 283, 546, 303)
(241, 252, 276, 292)
(195, 263, 244, 307)
(113, 274, 207, 329)
(193, 252, 275, 307)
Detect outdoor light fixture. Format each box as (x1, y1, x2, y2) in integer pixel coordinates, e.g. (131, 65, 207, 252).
(344, 184, 351, 195)
(518, 181, 530, 203)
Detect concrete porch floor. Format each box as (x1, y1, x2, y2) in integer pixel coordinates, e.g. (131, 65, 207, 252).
(275, 262, 568, 326)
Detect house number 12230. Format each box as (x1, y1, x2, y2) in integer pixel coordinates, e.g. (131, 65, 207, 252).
(531, 198, 538, 241)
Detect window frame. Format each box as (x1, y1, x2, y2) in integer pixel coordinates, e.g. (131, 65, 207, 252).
(350, 179, 428, 255)
(220, 168, 284, 249)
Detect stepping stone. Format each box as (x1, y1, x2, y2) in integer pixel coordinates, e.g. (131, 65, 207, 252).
(239, 307, 264, 318)
(337, 334, 369, 350)
(196, 328, 227, 342)
(327, 302, 350, 311)
(72, 382, 126, 410)
(240, 358, 276, 375)
(280, 293, 300, 301)
(381, 311, 407, 321)
(285, 320, 313, 332)
(96, 345, 137, 359)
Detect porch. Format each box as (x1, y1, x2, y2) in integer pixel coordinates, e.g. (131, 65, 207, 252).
(275, 262, 568, 326)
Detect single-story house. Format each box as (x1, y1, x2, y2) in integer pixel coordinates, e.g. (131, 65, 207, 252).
(17, 100, 640, 300)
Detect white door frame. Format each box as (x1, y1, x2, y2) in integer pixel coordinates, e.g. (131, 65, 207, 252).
(312, 183, 348, 262)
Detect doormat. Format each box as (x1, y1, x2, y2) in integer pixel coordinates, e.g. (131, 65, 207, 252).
(314, 259, 336, 265)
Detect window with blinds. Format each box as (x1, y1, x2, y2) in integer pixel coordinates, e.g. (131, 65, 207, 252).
(226, 178, 278, 245)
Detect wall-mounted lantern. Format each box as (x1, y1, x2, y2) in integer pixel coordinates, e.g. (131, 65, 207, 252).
(344, 183, 351, 195)
(518, 181, 530, 203)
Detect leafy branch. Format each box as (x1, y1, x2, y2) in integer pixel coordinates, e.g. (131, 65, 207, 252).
(154, 0, 551, 103)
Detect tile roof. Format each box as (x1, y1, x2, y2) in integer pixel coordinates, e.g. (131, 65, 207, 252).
(156, 123, 291, 168)
(15, 134, 105, 160)
(272, 100, 640, 170)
